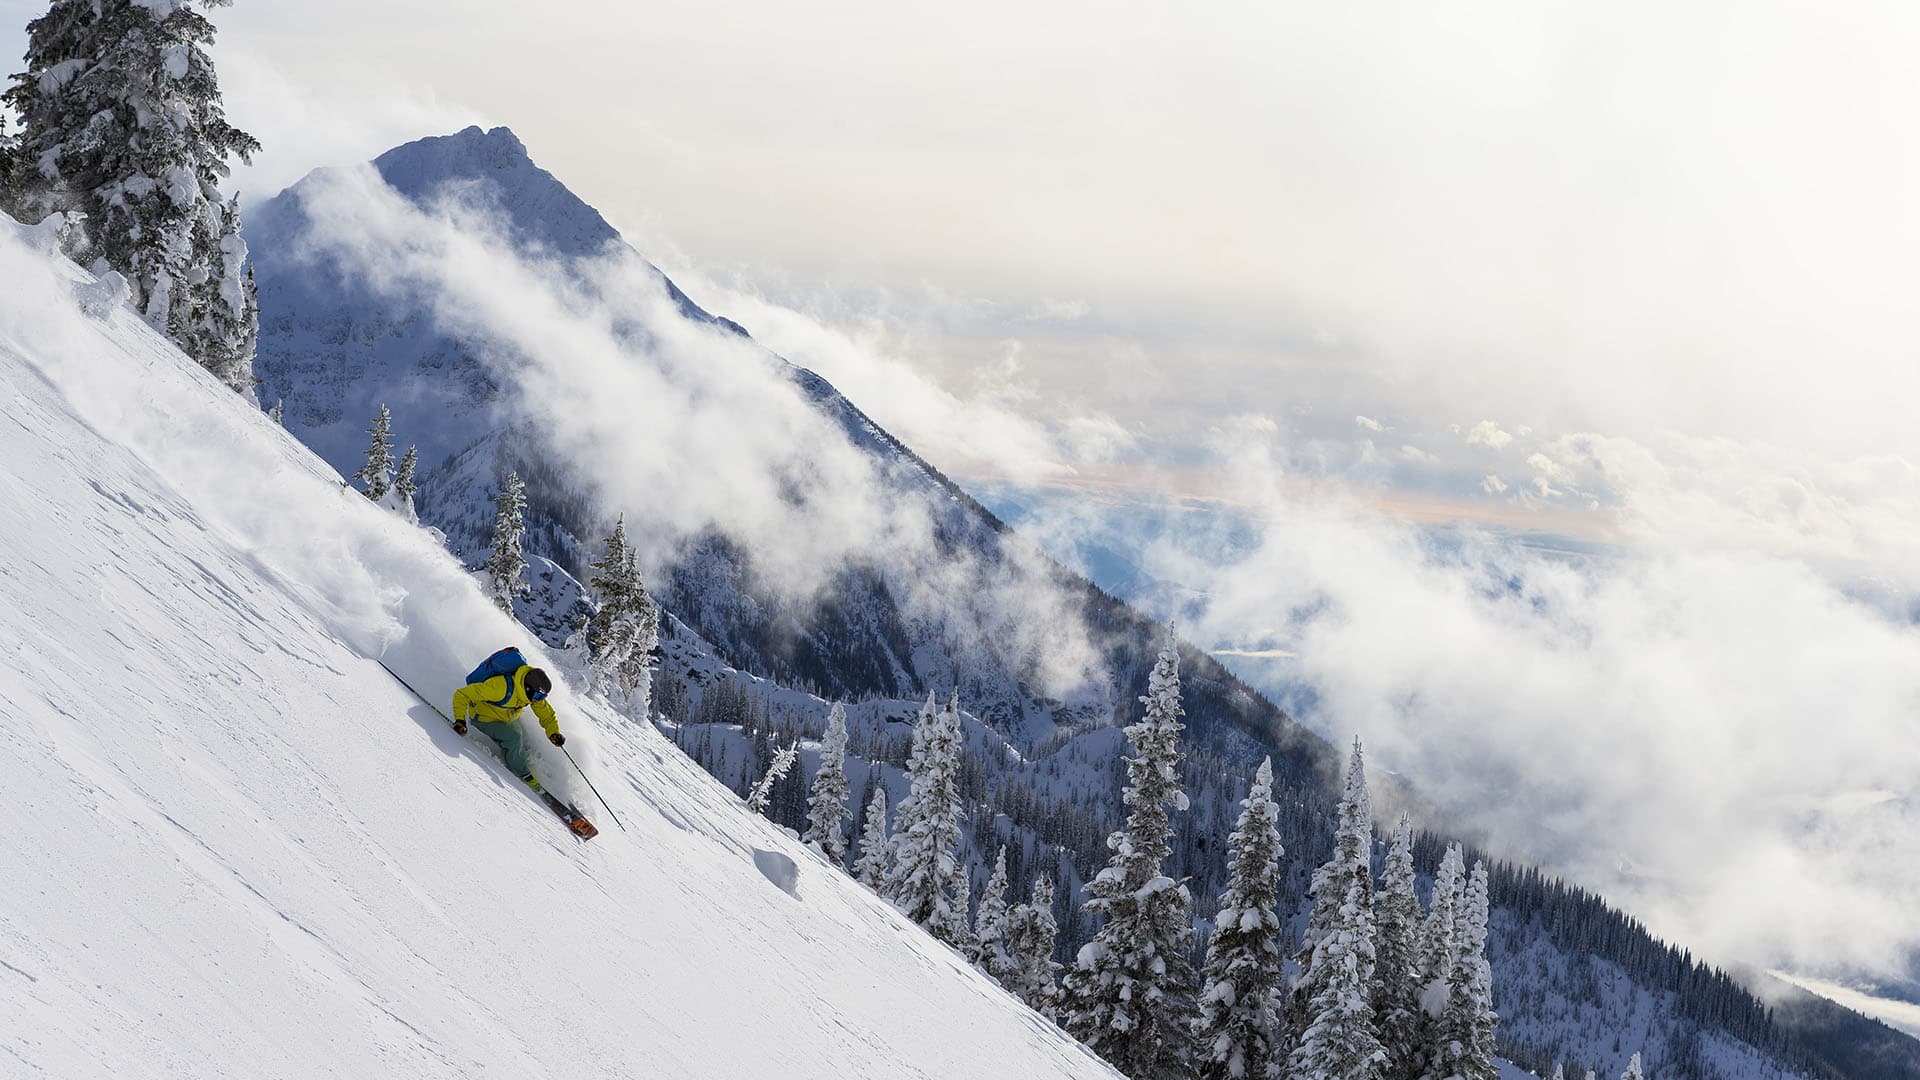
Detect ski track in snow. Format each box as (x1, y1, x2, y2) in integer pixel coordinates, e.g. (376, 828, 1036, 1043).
(0, 221, 1119, 1079)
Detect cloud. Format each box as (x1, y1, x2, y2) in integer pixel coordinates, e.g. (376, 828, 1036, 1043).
(1143, 423, 1920, 986)
(1356, 415, 1386, 432)
(278, 166, 1109, 702)
(1029, 297, 1092, 324)
(1465, 420, 1514, 451)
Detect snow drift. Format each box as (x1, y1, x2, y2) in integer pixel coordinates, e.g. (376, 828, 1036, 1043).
(0, 216, 1116, 1078)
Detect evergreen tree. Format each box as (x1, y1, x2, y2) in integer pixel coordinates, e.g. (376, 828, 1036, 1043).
(746, 741, 798, 815)
(1287, 737, 1386, 1080)
(973, 846, 1017, 980)
(1060, 632, 1197, 1080)
(266, 398, 282, 425)
(584, 515, 660, 712)
(1196, 756, 1285, 1080)
(394, 445, 418, 503)
(804, 703, 852, 865)
(1375, 813, 1425, 1080)
(1003, 873, 1062, 1019)
(354, 404, 395, 499)
(0, 116, 18, 205)
(1620, 1053, 1644, 1080)
(1425, 861, 1496, 1080)
(1550, 1064, 1565, 1080)
(887, 690, 971, 948)
(484, 471, 528, 615)
(3, 0, 262, 394)
(852, 785, 891, 891)
(1421, 844, 1467, 989)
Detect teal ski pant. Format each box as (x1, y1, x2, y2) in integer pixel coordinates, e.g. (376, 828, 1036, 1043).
(471, 718, 530, 779)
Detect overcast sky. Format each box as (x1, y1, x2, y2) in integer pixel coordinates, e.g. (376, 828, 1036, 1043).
(5, 0, 1917, 1017)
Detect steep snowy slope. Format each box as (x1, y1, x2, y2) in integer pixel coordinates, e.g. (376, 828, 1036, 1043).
(0, 220, 1119, 1078)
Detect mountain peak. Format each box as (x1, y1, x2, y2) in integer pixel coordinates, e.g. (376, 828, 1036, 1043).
(366, 125, 619, 257)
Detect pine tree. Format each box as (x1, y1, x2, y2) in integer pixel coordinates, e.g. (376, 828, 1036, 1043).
(887, 690, 971, 948)
(1422, 844, 1467, 990)
(1620, 1053, 1644, 1080)
(354, 405, 395, 499)
(1003, 872, 1062, 1018)
(266, 398, 282, 425)
(1060, 631, 1198, 1080)
(584, 515, 659, 712)
(1375, 813, 1425, 1080)
(852, 785, 891, 891)
(1196, 756, 1286, 1080)
(0, 115, 18, 205)
(1287, 737, 1387, 1080)
(394, 445, 418, 503)
(3, 0, 262, 394)
(1550, 1064, 1565, 1080)
(484, 471, 528, 615)
(1425, 861, 1496, 1080)
(746, 741, 798, 815)
(804, 703, 852, 865)
(973, 846, 1017, 979)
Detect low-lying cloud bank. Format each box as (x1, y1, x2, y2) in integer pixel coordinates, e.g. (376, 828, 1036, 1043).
(1142, 420, 1920, 988)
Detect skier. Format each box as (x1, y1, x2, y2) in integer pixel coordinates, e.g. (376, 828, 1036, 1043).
(452, 658, 567, 793)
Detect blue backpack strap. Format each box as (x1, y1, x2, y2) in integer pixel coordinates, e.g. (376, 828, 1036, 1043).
(489, 667, 521, 708)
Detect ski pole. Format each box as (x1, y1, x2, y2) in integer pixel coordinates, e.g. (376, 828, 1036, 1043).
(561, 745, 625, 832)
(378, 659, 455, 723)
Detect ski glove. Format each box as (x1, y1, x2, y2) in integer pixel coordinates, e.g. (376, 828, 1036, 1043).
(549, 732, 566, 747)
(453, 719, 468, 735)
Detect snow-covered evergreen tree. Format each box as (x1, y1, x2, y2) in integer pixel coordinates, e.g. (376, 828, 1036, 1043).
(0, 117, 18, 206)
(1375, 813, 1425, 1080)
(266, 398, 282, 425)
(1196, 756, 1285, 1080)
(354, 405, 395, 499)
(1620, 1053, 1644, 1080)
(851, 785, 891, 891)
(887, 690, 971, 948)
(583, 514, 660, 712)
(804, 703, 852, 865)
(484, 471, 528, 615)
(1060, 631, 1197, 1080)
(746, 741, 798, 815)
(3, 0, 262, 394)
(1287, 737, 1386, 1080)
(972, 846, 1017, 980)
(1003, 872, 1061, 1019)
(1550, 1063, 1565, 1080)
(394, 445, 418, 503)
(1425, 861, 1496, 1080)
(1421, 844, 1467, 989)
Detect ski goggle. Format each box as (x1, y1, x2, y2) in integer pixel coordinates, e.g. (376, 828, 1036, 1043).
(528, 686, 549, 702)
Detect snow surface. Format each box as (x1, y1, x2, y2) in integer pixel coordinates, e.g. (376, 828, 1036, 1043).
(0, 220, 1118, 1078)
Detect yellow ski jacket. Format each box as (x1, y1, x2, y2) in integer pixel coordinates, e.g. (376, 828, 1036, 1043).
(451, 666, 560, 736)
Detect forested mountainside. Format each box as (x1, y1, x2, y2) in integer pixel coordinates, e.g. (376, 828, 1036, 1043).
(248, 126, 1916, 1080)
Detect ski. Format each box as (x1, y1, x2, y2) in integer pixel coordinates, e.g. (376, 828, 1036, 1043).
(539, 792, 599, 840)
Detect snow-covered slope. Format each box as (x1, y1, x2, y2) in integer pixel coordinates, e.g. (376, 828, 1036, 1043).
(0, 219, 1118, 1078)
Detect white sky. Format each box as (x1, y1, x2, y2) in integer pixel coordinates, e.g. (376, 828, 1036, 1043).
(4, 0, 1918, 1012)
